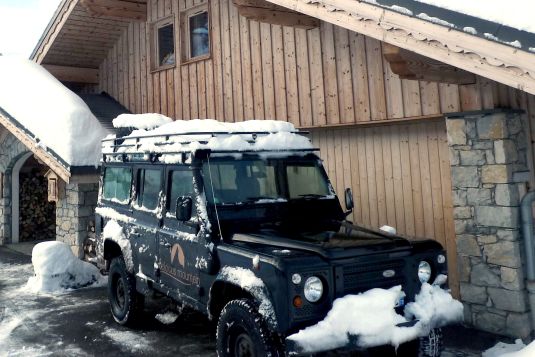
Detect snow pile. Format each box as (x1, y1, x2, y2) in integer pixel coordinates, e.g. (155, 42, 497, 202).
(25, 241, 106, 293)
(288, 283, 463, 353)
(113, 113, 172, 130)
(0, 58, 109, 166)
(106, 117, 312, 157)
(483, 339, 535, 357)
(413, 0, 535, 34)
(155, 311, 179, 325)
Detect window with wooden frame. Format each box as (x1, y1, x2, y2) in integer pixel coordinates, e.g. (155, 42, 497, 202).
(179, 3, 210, 63)
(151, 16, 176, 71)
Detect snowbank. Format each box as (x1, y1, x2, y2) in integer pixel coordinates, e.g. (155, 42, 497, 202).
(106, 116, 312, 157)
(0, 58, 109, 166)
(483, 339, 535, 357)
(26, 241, 106, 293)
(413, 1, 535, 35)
(287, 283, 463, 353)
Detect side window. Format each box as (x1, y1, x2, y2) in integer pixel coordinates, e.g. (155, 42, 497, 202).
(180, 4, 210, 63)
(151, 16, 175, 70)
(136, 169, 162, 211)
(167, 170, 195, 215)
(103, 167, 132, 203)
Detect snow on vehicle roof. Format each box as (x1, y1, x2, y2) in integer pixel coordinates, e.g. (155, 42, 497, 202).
(105, 116, 313, 157)
(0, 57, 109, 167)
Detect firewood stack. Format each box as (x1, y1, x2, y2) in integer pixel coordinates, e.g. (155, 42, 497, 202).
(19, 173, 56, 242)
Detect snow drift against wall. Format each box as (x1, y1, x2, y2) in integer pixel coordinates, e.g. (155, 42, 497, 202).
(25, 241, 106, 293)
(0, 58, 109, 166)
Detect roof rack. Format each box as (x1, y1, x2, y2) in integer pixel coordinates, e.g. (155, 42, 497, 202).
(101, 130, 315, 161)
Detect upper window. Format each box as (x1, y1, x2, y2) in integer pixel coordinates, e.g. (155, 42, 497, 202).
(136, 169, 162, 211)
(152, 17, 175, 71)
(180, 3, 210, 63)
(103, 167, 132, 203)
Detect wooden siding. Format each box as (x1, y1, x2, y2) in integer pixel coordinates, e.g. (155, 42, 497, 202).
(310, 120, 458, 296)
(97, 0, 518, 125)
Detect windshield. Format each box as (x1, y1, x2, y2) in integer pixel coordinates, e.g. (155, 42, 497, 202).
(202, 157, 332, 205)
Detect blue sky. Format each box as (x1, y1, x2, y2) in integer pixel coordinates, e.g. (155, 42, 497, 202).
(0, 0, 62, 58)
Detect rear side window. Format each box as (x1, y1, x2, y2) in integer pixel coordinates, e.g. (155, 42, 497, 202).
(137, 169, 162, 211)
(103, 167, 132, 203)
(167, 170, 194, 214)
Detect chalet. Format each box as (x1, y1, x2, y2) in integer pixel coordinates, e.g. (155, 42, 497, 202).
(1, 0, 535, 339)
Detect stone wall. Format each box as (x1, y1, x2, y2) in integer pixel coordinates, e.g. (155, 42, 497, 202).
(0, 133, 30, 244)
(56, 181, 99, 258)
(446, 110, 531, 338)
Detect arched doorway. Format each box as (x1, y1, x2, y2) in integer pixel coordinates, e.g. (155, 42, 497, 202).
(11, 153, 55, 243)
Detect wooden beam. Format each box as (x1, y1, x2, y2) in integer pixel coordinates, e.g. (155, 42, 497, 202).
(0, 113, 71, 183)
(264, 0, 535, 95)
(43, 64, 100, 84)
(382, 43, 476, 85)
(80, 0, 147, 22)
(300, 114, 443, 130)
(232, 0, 319, 29)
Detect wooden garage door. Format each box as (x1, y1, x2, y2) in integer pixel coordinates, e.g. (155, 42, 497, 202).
(310, 118, 458, 296)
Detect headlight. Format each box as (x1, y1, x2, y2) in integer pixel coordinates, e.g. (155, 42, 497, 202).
(304, 276, 323, 302)
(437, 254, 446, 264)
(418, 261, 432, 283)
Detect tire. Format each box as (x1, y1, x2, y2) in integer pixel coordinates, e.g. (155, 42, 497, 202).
(216, 299, 284, 357)
(108, 256, 144, 326)
(397, 328, 443, 357)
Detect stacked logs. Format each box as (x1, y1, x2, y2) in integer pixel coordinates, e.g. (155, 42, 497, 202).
(19, 173, 55, 242)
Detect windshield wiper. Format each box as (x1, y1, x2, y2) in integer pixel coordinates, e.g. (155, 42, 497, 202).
(297, 194, 326, 199)
(245, 196, 280, 202)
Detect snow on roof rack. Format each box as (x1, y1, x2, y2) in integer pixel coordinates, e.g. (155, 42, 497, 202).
(101, 129, 317, 163)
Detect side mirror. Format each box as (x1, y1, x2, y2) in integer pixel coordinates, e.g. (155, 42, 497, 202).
(344, 188, 354, 212)
(175, 196, 193, 221)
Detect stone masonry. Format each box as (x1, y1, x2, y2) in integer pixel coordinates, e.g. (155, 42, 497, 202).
(56, 181, 99, 258)
(446, 110, 531, 338)
(0, 132, 31, 245)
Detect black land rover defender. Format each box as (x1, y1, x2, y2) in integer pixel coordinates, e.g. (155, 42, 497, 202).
(95, 126, 449, 356)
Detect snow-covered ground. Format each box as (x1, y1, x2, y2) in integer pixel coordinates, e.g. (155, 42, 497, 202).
(0, 245, 215, 356)
(483, 339, 535, 357)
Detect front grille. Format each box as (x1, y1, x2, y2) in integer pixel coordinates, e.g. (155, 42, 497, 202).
(342, 260, 405, 295)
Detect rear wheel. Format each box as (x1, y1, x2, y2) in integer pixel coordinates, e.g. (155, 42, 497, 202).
(216, 299, 283, 357)
(108, 256, 144, 325)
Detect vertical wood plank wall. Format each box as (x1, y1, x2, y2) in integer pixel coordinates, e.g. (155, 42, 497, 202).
(310, 120, 458, 295)
(98, 0, 521, 125)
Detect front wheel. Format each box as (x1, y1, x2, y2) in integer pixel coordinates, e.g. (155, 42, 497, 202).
(397, 328, 444, 357)
(216, 299, 283, 357)
(108, 256, 144, 325)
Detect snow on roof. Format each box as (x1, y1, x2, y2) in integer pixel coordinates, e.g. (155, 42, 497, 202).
(363, 0, 535, 53)
(105, 116, 313, 157)
(413, 0, 535, 35)
(0, 57, 109, 167)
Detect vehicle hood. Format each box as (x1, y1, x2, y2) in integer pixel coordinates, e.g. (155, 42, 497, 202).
(230, 222, 432, 260)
